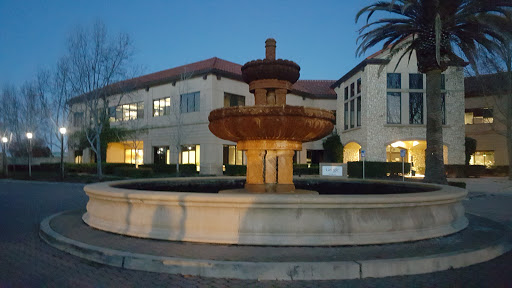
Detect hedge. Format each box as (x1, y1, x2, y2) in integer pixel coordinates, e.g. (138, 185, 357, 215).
(113, 167, 153, 178)
(445, 165, 486, 178)
(293, 164, 319, 175)
(347, 161, 411, 178)
(224, 165, 247, 176)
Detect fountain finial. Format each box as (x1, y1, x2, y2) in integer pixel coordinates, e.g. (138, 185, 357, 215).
(265, 38, 276, 60)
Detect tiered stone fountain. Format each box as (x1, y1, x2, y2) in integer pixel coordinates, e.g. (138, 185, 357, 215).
(209, 38, 334, 193)
(81, 39, 468, 246)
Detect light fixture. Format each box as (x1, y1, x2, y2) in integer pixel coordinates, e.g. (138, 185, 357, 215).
(391, 141, 405, 148)
(59, 127, 67, 135)
(1, 137, 7, 143)
(188, 146, 192, 150)
(26, 132, 33, 139)
(412, 141, 419, 147)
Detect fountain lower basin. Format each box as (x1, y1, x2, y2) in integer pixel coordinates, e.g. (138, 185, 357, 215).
(83, 177, 468, 246)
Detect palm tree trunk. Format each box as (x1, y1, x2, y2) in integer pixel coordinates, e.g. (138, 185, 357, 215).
(424, 70, 447, 184)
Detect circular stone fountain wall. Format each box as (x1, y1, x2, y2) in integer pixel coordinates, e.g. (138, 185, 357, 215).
(82, 177, 468, 246)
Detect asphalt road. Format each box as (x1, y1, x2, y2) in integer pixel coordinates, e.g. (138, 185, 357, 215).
(0, 179, 511, 287)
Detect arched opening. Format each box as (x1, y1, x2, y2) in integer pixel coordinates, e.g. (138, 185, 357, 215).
(386, 140, 448, 177)
(343, 142, 361, 163)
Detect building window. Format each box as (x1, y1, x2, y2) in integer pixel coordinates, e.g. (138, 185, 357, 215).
(387, 92, 401, 124)
(153, 146, 169, 165)
(181, 144, 200, 171)
(409, 73, 423, 89)
(409, 92, 423, 124)
(180, 92, 200, 113)
(387, 73, 401, 89)
(350, 99, 355, 128)
(350, 83, 355, 97)
(344, 87, 349, 100)
(73, 112, 84, 127)
(357, 97, 361, 127)
(125, 149, 143, 165)
(223, 145, 244, 165)
(465, 108, 493, 124)
(153, 97, 171, 117)
(344, 102, 349, 130)
(109, 102, 144, 122)
(441, 74, 446, 90)
(224, 93, 245, 107)
(357, 78, 361, 94)
(470, 151, 494, 167)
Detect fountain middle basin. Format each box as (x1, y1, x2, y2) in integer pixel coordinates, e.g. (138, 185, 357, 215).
(83, 177, 468, 246)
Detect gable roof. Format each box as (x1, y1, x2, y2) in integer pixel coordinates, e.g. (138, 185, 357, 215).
(69, 57, 336, 104)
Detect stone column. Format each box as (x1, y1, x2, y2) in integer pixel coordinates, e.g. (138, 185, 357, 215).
(245, 149, 265, 185)
(277, 150, 295, 185)
(265, 150, 277, 184)
(275, 89, 287, 105)
(254, 88, 267, 106)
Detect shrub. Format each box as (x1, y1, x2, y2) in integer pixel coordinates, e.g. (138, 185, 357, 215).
(103, 163, 135, 174)
(445, 165, 486, 178)
(347, 161, 410, 178)
(178, 164, 198, 176)
(141, 164, 177, 174)
(293, 164, 319, 175)
(322, 132, 343, 163)
(224, 165, 247, 176)
(65, 163, 97, 174)
(113, 167, 153, 178)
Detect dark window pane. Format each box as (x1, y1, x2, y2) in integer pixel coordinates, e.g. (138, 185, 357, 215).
(409, 92, 423, 124)
(409, 74, 423, 89)
(194, 92, 200, 111)
(387, 73, 401, 89)
(357, 96, 361, 126)
(350, 99, 355, 128)
(357, 78, 361, 94)
(344, 87, 348, 100)
(387, 92, 401, 124)
(441, 74, 446, 90)
(350, 83, 355, 97)
(137, 102, 144, 119)
(344, 102, 348, 130)
(116, 106, 122, 122)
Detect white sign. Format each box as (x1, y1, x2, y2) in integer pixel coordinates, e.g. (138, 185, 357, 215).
(322, 165, 343, 177)
(400, 149, 406, 158)
(361, 150, 366, 158)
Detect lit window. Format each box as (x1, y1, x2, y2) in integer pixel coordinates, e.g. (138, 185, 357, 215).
(223, 145, 244, 165)
(125, 149, 143, 164)
(470, 151, 495, 167)
(153, 97, 171, 117)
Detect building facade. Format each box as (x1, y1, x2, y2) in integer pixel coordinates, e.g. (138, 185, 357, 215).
(68, 58, 337, 175)
(332, 48, 466, 176)
(464, 73, 510, 166)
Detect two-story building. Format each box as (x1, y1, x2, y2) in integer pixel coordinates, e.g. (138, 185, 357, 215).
(68, 57, 337, 175)
(464, 72, 510, 167)
(332, 48, 466, 176)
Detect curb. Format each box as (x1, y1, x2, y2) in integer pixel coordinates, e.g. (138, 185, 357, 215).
(40, 211, 512, 281)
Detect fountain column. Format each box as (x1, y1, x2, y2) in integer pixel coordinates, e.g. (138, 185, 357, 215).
(245, 150, 265, 188)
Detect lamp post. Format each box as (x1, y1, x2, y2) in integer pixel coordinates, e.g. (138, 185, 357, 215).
(59, 127, 66, 180)
(2, 136, 7, 177)
(26, 132, 33, 179)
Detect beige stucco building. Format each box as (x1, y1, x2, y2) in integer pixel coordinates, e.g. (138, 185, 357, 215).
(332, 48, 466, 176)
(68, 58, 336, 175)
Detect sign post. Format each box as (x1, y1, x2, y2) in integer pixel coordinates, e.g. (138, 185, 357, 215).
(400, 149, 406, 181)
(361, 149, 366, 179)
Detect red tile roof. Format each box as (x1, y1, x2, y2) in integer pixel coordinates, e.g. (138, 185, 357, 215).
(69, 57, 336, 103)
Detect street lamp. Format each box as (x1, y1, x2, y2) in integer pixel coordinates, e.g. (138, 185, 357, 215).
(26, 132, 33, 179)
(2, 136, 7, 177)
(59, 127, 67, 180)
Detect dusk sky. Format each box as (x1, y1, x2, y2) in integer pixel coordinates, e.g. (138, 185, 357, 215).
(1, 0, 378, 88)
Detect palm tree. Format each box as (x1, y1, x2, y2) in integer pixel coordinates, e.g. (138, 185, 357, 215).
(356, 0, 511, 184)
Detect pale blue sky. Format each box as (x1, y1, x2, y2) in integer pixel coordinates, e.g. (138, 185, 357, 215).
(0, 0, 378, 87)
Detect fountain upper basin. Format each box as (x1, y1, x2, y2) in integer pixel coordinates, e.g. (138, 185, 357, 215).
(208, 105, 335, 143)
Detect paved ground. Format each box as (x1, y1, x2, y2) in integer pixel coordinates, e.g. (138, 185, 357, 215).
(0, 178, 511, 287)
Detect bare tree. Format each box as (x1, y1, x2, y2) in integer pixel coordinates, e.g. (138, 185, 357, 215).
(168, 71, 193, 174)
(63, 21, 135, 178)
